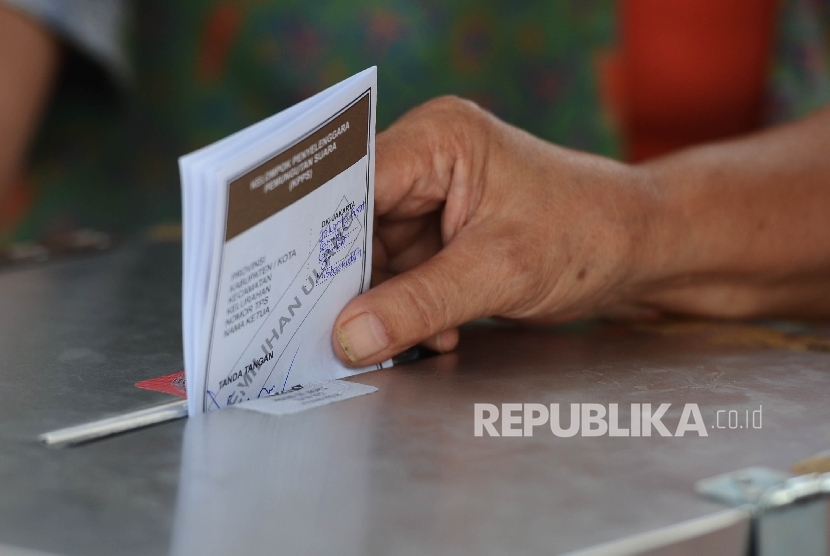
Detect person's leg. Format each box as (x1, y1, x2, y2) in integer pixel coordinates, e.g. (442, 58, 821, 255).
(0, 3, 61, 205)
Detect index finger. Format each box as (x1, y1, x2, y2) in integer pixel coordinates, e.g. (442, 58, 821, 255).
(373, 96, 490, 220)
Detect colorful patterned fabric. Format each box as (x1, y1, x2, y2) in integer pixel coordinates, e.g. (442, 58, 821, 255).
(768, 0, 830, 123)
(1, 0, 829, 248)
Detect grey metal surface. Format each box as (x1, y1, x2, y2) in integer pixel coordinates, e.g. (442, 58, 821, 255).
(0, 244, 185, 554)
(1, 242, 829, 555)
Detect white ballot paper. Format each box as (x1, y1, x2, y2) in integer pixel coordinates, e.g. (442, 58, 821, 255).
(237, 380, 378, 417)
(179, 67, 388, 415)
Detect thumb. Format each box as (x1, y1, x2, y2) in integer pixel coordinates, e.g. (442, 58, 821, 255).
(332, 231, 505, 366)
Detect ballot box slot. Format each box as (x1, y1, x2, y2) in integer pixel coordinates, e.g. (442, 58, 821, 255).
(37, 346, 433, 448)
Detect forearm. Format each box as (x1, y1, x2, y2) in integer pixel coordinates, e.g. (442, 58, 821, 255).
(0, 4, 60, 198)
(631, 105, 830, 317)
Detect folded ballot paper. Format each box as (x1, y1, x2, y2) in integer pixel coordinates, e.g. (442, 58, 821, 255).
(179, 67, 389, 416)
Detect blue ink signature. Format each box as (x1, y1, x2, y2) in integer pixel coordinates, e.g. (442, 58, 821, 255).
(316, 247, 362, 284)
(282, 344, 302, 392)
(258, 384, 277, 398)
(206, 390, 221, 410)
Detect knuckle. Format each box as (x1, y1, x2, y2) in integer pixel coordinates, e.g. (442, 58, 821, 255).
(423, 95, 487, 125)
(426, 94, 470, 111)
(424, 96, 493, 166)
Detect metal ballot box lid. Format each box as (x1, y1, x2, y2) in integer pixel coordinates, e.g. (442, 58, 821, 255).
(0, 243, 829, 556)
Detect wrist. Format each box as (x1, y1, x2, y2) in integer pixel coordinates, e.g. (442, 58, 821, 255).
(613, 161, 678, 305)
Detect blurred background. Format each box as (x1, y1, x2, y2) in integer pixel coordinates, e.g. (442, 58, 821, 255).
(1, 0, 828, 263)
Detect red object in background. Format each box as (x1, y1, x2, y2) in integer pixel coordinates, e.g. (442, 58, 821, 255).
(604, 0, 779, 162)
(135, 371, 187, 398)
(196, 3, 244, 84)
(0, 173, 35, 240)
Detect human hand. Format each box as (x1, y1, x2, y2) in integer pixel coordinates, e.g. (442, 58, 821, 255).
(332, 96, 656, 366)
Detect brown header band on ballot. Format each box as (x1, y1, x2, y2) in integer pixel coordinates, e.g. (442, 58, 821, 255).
(225, 93, 370, 241)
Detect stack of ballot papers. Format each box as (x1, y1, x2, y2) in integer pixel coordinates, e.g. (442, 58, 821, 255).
(179, 67, 388, 416)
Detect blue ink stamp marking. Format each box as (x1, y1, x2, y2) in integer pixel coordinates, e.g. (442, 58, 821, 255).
(319, 201, 365, 271)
